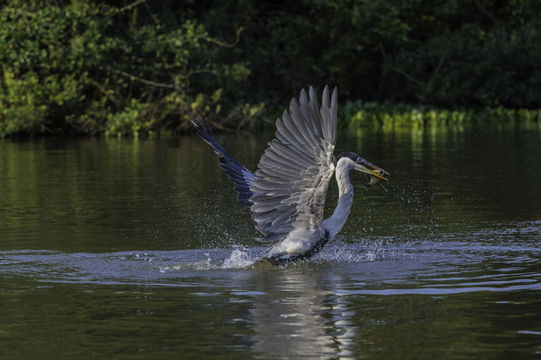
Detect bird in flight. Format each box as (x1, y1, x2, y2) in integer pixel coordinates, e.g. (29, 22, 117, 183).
(192, 86, 388, 265)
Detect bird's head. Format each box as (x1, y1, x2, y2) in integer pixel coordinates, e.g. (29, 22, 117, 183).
(337, 152, 389, 186)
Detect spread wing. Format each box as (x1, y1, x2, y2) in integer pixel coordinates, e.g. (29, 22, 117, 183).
(192, 117, 257, 207)
(250, 86, 338, 243)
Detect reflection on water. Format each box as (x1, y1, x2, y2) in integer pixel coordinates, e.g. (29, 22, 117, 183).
(1, 221, 540, 358)
(1, 124, 541, 358)
(1, 223, 541, 358)
(248, 269, 355, 359)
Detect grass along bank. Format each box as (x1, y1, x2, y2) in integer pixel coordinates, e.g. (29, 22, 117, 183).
(341, 101, 541, 133)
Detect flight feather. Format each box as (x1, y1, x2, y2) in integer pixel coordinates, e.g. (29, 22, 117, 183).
(250, 86, 338, 243)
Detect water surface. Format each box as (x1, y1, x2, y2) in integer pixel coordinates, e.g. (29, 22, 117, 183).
(1, 124, 540, 359)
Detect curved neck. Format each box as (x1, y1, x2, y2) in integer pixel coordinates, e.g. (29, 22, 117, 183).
(323, 159, 355, 238)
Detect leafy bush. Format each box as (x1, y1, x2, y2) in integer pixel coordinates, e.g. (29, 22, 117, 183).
(0, 0, 258, 137)
(1, 0, 540, 137)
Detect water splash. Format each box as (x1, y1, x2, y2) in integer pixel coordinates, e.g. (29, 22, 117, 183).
(1, 220, 539, 291)
(158, 247, 262, 272)
(316, 237, 415, 264)
(222, 248, 258, 268)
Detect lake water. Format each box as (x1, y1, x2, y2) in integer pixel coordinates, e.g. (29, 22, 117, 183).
(1, 123, 540, 359)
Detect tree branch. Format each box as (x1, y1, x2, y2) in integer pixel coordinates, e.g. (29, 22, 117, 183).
(420, 52, 447, 104)
(203, 27, 244, 48)
(88, 78, 118, 104)
(474, 0, 500, 25)
(119, 0, 147, 13)
(107, 67, 176, 89)
(379, 44, 423, 85)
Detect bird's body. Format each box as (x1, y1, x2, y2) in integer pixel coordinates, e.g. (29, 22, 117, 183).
(193, 86, 388, 265)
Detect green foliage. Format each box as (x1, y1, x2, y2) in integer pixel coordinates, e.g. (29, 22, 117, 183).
(343, 101, 541, 133)
(0, 0, 254, 137)
(214, 0, 541, 108)
(1, 0, 540, 137)
(0, 72, 47, 135)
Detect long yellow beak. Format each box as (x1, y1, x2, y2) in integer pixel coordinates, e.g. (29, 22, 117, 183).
(366, 168, 389, 181)
(356, 163, 389, 181)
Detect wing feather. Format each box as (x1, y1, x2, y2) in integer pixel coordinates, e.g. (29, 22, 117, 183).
(288, 99, 316, 147)
(330, 87, 338, 144)
(250, 86, 338, 243)
(192, 117, 256, 207)
(307, 87, 324, 137)
(281, 110, 313, 153)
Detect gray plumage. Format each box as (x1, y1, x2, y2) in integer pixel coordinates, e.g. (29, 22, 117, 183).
(193, 86, 388, 265)
(250, 86, 337, 245)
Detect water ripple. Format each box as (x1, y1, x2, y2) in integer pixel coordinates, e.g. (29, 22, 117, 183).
(1, 223, 539, 297)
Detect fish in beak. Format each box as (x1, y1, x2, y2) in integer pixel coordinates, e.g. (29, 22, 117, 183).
(354, 157, 389, 187)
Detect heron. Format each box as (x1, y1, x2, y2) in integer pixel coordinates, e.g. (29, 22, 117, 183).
(192, 86, 388, 265)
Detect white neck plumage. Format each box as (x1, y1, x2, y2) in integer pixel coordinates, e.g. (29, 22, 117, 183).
(322, 157, 356, 238)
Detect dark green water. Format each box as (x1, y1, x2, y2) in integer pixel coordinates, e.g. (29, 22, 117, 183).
(1, 124, 540, 359)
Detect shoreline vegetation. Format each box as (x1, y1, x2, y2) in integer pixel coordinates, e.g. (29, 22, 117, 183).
(342, 102, 541, 134)
(3, 103, 540, 138)
(1, 1, 540, 138)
